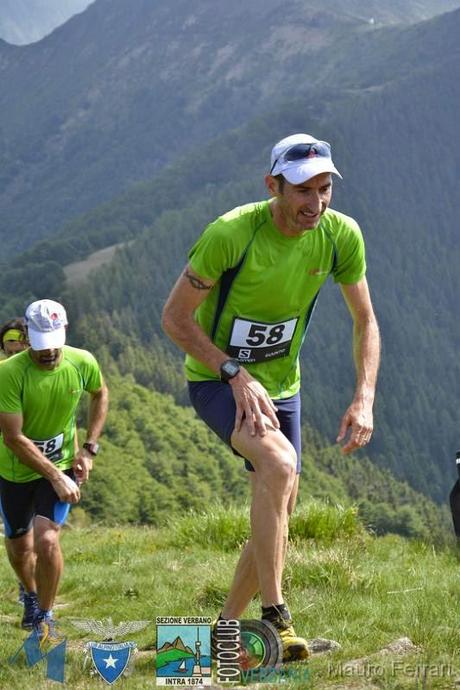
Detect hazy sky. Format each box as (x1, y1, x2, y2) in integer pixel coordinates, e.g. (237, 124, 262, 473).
(0, 0, 93, 45)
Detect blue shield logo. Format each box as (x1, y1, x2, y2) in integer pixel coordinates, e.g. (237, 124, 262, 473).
(89, 642, 135, 684)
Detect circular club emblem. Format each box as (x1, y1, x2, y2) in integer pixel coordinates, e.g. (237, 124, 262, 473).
(239, 620, 282, 671)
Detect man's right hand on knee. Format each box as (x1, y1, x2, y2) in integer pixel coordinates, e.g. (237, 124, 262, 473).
(230, 368, 279, 437)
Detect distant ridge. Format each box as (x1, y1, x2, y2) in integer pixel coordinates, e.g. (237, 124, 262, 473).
(0, 0, 459, 254)
(0, 0, 92, 45)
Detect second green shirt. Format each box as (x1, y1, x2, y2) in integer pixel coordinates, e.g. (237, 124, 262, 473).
(0, 346, 103, 482)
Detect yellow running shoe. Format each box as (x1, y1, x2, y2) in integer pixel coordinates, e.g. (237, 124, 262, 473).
(262, 606, 309, 662)
(274, 620, 309, 662)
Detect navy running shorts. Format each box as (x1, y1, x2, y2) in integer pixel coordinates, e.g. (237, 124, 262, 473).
(0, 469, 75, 539)
(188, 381, 301, 473)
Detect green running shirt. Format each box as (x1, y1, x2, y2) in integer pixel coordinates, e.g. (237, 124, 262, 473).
(186, 200, 366, 398)
(0, 346, 103, 482)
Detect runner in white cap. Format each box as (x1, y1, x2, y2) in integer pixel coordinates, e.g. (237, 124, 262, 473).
(0, 299, 109, 639)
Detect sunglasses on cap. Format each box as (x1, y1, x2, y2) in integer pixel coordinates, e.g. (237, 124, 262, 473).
(270, 141, 332, 175)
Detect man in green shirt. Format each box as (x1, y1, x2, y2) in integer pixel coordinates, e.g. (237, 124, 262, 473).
(162, 133, 380, 661)
(0, 299, 109, 639)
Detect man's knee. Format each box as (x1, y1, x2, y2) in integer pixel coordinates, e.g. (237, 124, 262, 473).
(257, 443, 297, 491)
(272, 452, 296, 486)
(6, 530, 34, 558)
(34, 522, 61, 557)
(233, 425, 297, 489)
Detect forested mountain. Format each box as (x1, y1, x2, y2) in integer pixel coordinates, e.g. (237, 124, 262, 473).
(2, 6, 457, 501)
(0, 0, 92, 45)
(0, 3, 458, 511)
(0, 0, 459, 254)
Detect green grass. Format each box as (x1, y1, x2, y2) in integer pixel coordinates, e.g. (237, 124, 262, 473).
(166, 501, 362, 552)
(1, 502, 460, 688)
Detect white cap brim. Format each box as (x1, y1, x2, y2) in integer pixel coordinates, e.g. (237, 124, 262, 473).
(28, 326, 66, 351)
(277, 158, 342, 184)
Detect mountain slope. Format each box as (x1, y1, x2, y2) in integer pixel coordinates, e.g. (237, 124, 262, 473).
(0, 0, 459, 254)
(316, 7, 460, 87)
(63, 11, 458, 501)
(0, 7, 458, 504)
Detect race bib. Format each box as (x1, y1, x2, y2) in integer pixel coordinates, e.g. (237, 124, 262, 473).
(31, 433, 64, 463)
(227, 317, 299, 363)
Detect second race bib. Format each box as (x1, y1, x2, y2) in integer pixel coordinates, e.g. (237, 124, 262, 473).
(227, 317, 299, 364)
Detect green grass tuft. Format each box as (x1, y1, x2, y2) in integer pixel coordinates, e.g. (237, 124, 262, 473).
(166, 500, 361, 553)
(166, 503, 251, 551)
(290, 501, 361, 543)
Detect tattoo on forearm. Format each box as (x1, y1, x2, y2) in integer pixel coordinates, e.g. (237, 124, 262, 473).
(184, 270, 212, 290)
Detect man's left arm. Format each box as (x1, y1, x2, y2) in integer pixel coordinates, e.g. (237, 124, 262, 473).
(336, 277, 380, 454)
(73, 382, 109, 483)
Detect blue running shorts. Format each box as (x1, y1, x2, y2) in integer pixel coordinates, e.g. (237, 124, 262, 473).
(0, 469, 75, 539)
(188, 381, 301, 473)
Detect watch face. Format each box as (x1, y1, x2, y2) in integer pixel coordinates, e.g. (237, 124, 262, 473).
(225, 361, 240, 376)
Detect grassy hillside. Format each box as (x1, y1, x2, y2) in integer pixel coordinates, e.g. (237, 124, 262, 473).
(1, 508, 460, 688)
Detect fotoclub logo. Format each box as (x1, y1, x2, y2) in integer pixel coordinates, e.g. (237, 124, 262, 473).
(214, 618, 241, 684)
(71, 617, 150, 685)
(238, 620, 282, 680)
(238, 620, 311, 685)
(155, 616, 311, 685)
(215, 618, 294, 685)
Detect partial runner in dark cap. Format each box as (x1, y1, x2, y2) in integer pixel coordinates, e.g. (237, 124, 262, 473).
(0, 317, 30, 604)
(0, 318, 28, 358)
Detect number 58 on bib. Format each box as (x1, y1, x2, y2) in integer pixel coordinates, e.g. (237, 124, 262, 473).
(226, 316, 299, 364)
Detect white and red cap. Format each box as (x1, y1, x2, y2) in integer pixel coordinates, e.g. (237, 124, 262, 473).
(25, 299, 68, 351)
(270, 133, 342, 184)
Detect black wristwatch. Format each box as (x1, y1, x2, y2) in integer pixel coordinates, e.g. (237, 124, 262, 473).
(83, 442, 99, 456)
(220, 359, 241, 383)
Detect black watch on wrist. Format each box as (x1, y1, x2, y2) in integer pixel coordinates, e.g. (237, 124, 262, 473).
(220, 358, 241, 383)
(83, 442, 99, 456)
